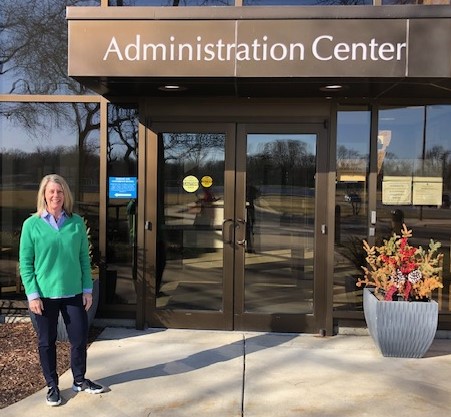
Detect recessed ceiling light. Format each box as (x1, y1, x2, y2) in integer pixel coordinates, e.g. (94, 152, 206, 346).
(158, 84, 186, 92)
(320, 84, 347, 92)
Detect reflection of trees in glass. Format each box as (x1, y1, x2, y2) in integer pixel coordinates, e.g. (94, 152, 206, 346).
(262, 139, 313, 186)
(2, 102, 140, 179)
(376, 106, 451, 229)
(105, 105, 139, 281)
(380, 142, 451, 178)
(110, 0, 231, 5)
(381, 158, 414, 177)
(107, 105, 139, 174)
(0, 145, 98, 185)
(244, 0, 369, 4)
(337, 145, 361, 161)
(0, 136, 100, 255)
(1, 0, 140, 166)
(163, 133, 224, 168)
(2, 101, 99, 148)
(316, 0, 369, 3)
(0, 0, 97, 95)
(0, 0, 104, 197)
(248, 139, 315, 187)
(381, 0, 418, 4)
(423, 146, 451, 177)
(1, 102, 100, 197)
(162, 133, 225, 194)
(337, 145, 367, 172)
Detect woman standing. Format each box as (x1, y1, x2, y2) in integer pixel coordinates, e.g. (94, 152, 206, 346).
(19, 174, 104, 406)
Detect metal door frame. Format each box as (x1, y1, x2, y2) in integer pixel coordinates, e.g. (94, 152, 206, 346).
(232, 123, 330, 334)
(141, 114, 332, 334)
(143, 122, 236, 330)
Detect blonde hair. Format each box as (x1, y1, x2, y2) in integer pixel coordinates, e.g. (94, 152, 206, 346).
(36, 174, 74, 216)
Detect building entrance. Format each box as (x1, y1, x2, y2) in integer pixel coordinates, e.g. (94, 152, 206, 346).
(144, 122, 330, 333)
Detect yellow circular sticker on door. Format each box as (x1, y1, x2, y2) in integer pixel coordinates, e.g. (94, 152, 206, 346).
(182, 175, 199, 193)
(201, 176, 213, 188)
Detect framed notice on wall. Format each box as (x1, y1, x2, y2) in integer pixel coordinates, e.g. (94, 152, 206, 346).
(382, 176, 412, 205)
(109, 177, 137, 199)
(412, 177, 443, 206)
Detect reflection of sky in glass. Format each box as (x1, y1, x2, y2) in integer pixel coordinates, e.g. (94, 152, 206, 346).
(378, 107, 424, 160)
(381, 0, 416, 3)
(204, 148, 224, 162)
(162, 133, 225, 173)
(243, 0, 371, 4)
(108, 0, 231, 5)
(0, 0, 100, 95)
(107, 104, 139, 161)
(0, 103, 100, 153)
(425, 106, 451, 153)
(0, 73, 14, 95)
(108, 0, 373, 6)
(337, 111, 370, 158)
(338, 107, 451, 167)
(0, 121, 74, 153)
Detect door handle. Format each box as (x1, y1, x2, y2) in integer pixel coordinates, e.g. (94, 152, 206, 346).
(236, 218, 247, 246)
(222, 218, 234, 244)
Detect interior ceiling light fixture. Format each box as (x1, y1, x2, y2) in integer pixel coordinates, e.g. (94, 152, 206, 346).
(320, 84, 346, 92)
(158, 84, 187, 92)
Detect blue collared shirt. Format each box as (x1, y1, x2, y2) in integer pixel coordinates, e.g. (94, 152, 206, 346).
(42, 208, 68, 231)
(26, 210, 92, 301)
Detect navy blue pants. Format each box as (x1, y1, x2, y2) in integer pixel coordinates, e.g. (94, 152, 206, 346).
(34, 293, 88, 388)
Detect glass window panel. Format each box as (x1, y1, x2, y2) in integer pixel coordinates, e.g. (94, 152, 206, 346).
(0, 0, 100, 95)
(106, 103, 139, 305)
(108, 0, 232, 5)
(243, 0, 372, 5)
(381, 0, 419, 3)
(377, 106, 424, 234)
(156, 132, 225, 311)
(333, 109, 370, 312)
(0, 102, 100, 299)
(382, 0, 449, 4)
(245, 133, 317, 314)
(377, 105, 451, 313)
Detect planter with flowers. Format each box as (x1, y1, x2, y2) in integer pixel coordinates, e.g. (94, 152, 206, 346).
(357, 224, 443, 358)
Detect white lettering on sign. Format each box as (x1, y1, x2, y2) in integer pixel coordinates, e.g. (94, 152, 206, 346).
(311, 35, 406, 61)
(103, 36, 123, 61)
(103, 34, 406, 63)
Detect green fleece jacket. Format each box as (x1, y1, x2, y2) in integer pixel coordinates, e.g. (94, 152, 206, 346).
(19, 213, 93, 298)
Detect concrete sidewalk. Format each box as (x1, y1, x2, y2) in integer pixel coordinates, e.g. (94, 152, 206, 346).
(3, 327, 451, 417)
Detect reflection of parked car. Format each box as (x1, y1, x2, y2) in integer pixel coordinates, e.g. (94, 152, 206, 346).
(344, 193, 361, 215)
(344, 193, 361, 203)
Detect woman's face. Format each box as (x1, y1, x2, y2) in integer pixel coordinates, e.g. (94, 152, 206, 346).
(45, 181, 64, 214)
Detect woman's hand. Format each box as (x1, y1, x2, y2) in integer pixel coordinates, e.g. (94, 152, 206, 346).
(29, 298, 44, 315)
(83, 293, 93, 311)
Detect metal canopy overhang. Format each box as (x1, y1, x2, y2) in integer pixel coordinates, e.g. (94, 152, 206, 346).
(67, 5, 451, 100)
(73, 76, 451, 100)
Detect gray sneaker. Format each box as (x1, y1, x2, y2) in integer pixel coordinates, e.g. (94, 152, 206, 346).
(46, 386, 61, 406)
(72, 379, 104, 394)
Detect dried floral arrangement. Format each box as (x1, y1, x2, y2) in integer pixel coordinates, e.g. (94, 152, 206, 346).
(357, 224, 443, 301)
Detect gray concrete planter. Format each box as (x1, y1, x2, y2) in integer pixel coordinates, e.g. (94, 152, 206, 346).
(29, 277, 100, 342)
(363, 287, 438, 358)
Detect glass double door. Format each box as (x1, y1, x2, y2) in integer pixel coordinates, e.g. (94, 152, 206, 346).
(147, 122, 329, 333)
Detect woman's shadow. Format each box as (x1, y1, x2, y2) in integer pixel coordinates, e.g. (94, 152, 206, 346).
(87, 331, 299, 392)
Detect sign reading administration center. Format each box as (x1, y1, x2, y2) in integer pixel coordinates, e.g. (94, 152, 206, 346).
(68, 20, 411, 78)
